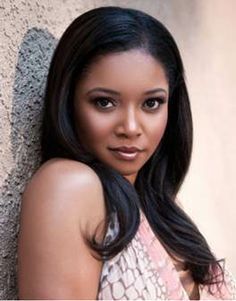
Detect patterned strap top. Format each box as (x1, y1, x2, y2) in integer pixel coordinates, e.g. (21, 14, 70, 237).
(97, 211, 236, 300)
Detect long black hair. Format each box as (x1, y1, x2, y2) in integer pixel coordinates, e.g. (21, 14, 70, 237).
(41, 6, 225, 294)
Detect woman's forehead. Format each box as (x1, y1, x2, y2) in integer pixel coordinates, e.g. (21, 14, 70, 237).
(76, 49, 169, 95)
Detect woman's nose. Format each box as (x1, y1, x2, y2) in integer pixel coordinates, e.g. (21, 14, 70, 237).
(115, 108, 142, 138)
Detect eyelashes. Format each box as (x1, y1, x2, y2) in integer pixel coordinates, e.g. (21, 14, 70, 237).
(143, 98, 166, 110)
(92, 97, 115, 109)
(90, 96, 167, 111)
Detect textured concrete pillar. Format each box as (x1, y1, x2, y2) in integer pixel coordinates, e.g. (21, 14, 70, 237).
(1, 0, 235, 298)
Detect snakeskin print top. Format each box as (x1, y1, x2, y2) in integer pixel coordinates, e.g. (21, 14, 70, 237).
(97, 211, 236, 300)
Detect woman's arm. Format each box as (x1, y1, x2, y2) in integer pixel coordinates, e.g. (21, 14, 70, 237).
(17, 158, 106, 299)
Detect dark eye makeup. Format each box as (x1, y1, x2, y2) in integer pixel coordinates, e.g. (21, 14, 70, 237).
(90, 96, 167, 111)
(90, 97, 115, 109)
(143, 97, 166, 110)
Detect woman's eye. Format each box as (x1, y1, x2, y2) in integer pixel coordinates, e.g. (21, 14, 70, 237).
(143, 98, 163, 110)
(93, 97, 114, 109)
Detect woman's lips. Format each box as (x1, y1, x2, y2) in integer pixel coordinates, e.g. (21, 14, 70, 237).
(108, 146, 142, 161)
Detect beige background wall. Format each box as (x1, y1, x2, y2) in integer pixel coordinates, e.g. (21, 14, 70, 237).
(0, 0, 235, 298)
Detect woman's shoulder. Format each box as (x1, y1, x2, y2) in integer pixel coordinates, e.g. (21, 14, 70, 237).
(22, 157, 106, 238)
(18, 157, 106, 298)
(33, 157, 100, 184)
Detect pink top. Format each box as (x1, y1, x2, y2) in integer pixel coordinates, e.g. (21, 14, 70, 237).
(98, 211, 236, 300)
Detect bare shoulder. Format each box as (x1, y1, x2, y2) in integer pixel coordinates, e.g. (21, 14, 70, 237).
(28, 157, 103, 198)
(18, 158, 106, 299)
(23, 157, 106, 235)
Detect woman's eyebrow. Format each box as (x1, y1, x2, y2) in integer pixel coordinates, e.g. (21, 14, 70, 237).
(86, 87, 120, 96)
(144, 88, 167, 96)
(86, 87, 167, 96)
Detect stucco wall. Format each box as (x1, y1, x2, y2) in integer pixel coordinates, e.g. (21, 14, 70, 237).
(0, 0, 235, 299)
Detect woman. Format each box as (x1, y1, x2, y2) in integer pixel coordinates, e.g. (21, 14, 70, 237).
(17, 6, 236, 300)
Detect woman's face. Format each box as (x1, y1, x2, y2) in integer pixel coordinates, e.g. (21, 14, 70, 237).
(74, 49, 169, 184)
